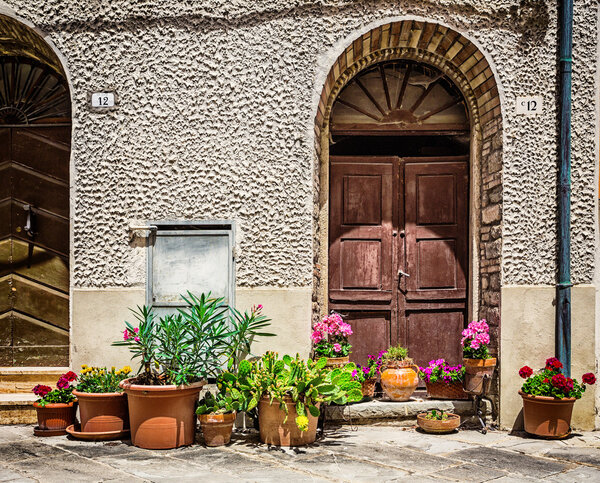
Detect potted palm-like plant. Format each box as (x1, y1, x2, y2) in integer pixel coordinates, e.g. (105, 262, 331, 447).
(419, 359, 468, 400)
(461, 319, 496, 395)
(71, 365, 132, 437)
(228, 352, 362, 446)
(518, 357, 596, 438)
(380, 345, 419, 401)
(196, 390, 241, 447)
(311, 311, 353, 368)
(32, 371, 78, 436)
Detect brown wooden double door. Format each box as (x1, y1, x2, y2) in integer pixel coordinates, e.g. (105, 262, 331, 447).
(0, 126, 70, 366)
(329, 156, 468, 367)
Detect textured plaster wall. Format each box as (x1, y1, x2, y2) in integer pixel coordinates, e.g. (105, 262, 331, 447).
(1, 0, 597, 289)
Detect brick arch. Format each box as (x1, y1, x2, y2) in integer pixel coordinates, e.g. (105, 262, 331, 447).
(313, 20, 503, 362)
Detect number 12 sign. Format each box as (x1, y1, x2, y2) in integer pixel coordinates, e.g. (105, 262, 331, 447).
(91, 92, 115, 108)
(516, 96, 543, 115)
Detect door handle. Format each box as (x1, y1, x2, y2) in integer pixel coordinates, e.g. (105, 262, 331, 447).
(398, 269, 410, 278)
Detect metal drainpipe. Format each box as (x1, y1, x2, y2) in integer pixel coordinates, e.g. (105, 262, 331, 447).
(557, 0, 573, 377)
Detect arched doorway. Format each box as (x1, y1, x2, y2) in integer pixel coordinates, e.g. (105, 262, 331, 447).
(314, 21, 503, 370)
(0, 15, 71, 367)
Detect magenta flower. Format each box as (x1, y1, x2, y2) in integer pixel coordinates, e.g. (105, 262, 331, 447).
(56, 377, 69, 390)
(333, 343, 342, 353)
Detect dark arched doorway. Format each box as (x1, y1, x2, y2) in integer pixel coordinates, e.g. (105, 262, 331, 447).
(0, 16, 71, 367)
(328, 60, 469, 366)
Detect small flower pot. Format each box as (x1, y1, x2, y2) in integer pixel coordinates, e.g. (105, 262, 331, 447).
(72, 390, 129, 433)
(361, 378, 376, 398)
(417, 412, 460, 434)
(120, 378, 206, 449)
(381, 361, 419, 401)
(33, 401, 77, 432)
(426, 381, 469, 400)
(519, 390, 576, 439)
(258, 395, 319, 446)
(198, 412, 236, 447)
(463, 358, 496, 395)
(323, 356, 349, 369)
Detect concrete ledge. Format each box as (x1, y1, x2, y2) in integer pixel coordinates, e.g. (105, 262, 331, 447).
(326, 397, 491, 425)
(0, 393, 37, 424)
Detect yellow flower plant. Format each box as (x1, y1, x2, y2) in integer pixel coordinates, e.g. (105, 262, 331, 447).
(76, 365, 132, 393)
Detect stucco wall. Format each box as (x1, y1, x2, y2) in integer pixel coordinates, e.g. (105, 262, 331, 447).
(0, 0, 596, 290)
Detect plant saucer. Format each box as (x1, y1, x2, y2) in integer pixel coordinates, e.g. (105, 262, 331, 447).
(33, 426, 68, 437)
(66, 424, 130, 441)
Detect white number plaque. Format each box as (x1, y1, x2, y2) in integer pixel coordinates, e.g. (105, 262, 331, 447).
(516, 96, 543, 115)
(91, 92, 115, 108)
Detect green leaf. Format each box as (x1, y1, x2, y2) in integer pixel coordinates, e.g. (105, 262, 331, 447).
(315, 357, 327, 370)
(308, 405, 320, 417)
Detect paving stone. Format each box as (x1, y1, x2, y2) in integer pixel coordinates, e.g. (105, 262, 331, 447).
(0, 426, 31, 444)
(450, 446, 568, 478)
(0, 440, 71, 463)
(6, 453, 139, 482)
(542, 465, 600, 482)
(426, 463, 507, 482)
(439, 429, 510, 446)
(545, 447, 600, 467)
(0, 465, 36, 482)
(47, 438, 145, 458)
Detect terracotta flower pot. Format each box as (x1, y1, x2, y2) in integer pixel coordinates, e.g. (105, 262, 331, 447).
(34, 401, 77, 431)
(72, 390, 129, 433)
(426, 381, 469, 400)
(519, 390, 576, 438)
(361, 378, 376, 398)
(463, 358, 496, 395)
(120, 378, 206, 449)
(198, 412, 236, 447)
(381, 361, 419, 401)
(258, 395, 319, 446)
(323, 356, 349, 369)
(417, 412, 461, 433)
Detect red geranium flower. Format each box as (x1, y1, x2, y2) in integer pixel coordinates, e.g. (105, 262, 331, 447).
(63, 371, 77, 382)
(551, 373, 567, 388)
(545, 357, 563, 370)
(56, 377, 69, 390)
(518, 366, 533, 379)
(32, 384, 51, 397)
(543, 378, 549, 383)
(582, 373, 596, 385)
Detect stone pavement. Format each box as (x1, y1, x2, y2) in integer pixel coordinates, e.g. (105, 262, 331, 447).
(1, 424, 600, 482)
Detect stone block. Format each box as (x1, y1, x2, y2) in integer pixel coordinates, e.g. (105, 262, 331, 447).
(482, 204, 501, 224)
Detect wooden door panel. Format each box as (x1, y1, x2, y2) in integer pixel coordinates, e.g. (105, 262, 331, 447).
(406, 310, 464, 367)
(11, 275, 69, 329)
(10, 166, 69, 218)
(12, 127, 70, 182)
(344, 311, 392, 364)
(12, 240, 69, 292)
(11, 201, 69, 255)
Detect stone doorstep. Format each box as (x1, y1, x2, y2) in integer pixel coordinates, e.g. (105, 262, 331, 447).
(326, 397, 492, 426)
(0, 367, 69, 393)
(0, 393, 38, 425)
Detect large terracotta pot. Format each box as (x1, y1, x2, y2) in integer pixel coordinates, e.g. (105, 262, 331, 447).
(258, 395, 319, 446)
(323, 356, 349, 369)
(381, 361, 419, 401)
(426, 381, 469, 400)
(72, 390, 129, 433)
(198, 412, 236, 447)
(34, 401, 77, 431)
(417, 412, 461, 434)
(120, 378, 206, 449)
(463, 358, 496, 395)
(519, 390, 576, 438)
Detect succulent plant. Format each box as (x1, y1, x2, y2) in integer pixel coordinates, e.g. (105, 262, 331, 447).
(196, 390, 240, 415)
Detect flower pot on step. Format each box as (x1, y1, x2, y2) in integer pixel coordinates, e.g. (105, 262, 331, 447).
(72, 390, 129, 433)
(323, 356, 349, 369)
(417, 412, 460, 434)
(519, 390, 576, 439)
(198, 412, 236, 447)
(426, 381, 469, 400)
(258, 395, 319, 446)
(120, 378, 206, 449)
(361, 378, 376, 398)
(381, 361, 419, 401)
(463, 358, 496, 395)
(34, 401, 77, 432)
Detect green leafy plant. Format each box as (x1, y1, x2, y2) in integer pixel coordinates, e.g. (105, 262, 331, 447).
(423, 409, 449, 421)
(196, 390, 241, 415)
(219, 352, 363, 431)
(226, 304, 274, 372)
(32, 371, 77, 406)
(383, 344, 412, 363)
(76, 365, 133, 393)
(519, 357, 596, 400)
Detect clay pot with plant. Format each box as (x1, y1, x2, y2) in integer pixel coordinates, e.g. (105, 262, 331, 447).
(196, 390, 240, 447)
(380, 345, 419, 401)
(113, 292, 274, 449)
(461, 319, 496, 395)
(419, 359, 468, 400)
(72, 365, 133, 436)
(226, 352, 363, 446)
(32, 371, 78, 435)
(518, 357, 596, 438)
(311, 311, 353, 368)
(350, 351, 386, 398)
(417, 409, 460, 434)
